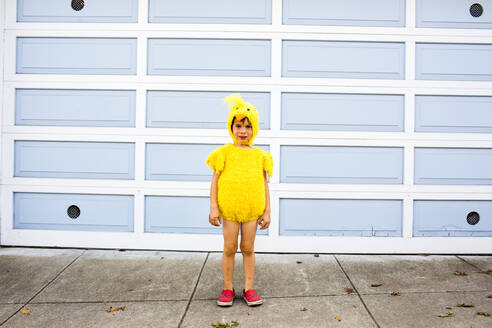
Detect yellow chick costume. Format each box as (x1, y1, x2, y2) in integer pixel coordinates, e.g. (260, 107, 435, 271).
(206, 94, 273, 223)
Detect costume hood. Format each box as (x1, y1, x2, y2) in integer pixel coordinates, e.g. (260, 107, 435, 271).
(224, 94, 259, 146)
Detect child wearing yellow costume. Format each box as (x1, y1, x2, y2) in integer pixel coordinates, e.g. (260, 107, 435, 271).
(206, 94, 273, 307)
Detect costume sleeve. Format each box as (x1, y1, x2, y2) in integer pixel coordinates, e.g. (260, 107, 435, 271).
(263, 151, 273, 178)
(206, 146, 226, 174)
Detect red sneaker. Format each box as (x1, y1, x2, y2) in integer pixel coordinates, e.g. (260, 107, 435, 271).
(217, 289, 235, 307)
(242, 289, 263, 306)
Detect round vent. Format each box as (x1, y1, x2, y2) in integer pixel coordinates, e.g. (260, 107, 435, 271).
(470, 3, 484, 17)
(67, 205, 81, 219)
(71, 0, 85, 11)
(466, 211, 480, 225)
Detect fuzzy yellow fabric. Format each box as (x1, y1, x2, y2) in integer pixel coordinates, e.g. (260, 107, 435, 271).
(206, 143, 273, 223)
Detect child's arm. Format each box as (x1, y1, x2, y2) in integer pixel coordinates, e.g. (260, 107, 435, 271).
(258, 171, 271, 229)
(209, 171, 222, 226)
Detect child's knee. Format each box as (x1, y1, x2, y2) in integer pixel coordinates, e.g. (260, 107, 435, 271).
(240, 244, 254, 256)
(223, 243, 238, 256)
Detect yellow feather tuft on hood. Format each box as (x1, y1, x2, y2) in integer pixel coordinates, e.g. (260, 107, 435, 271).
(224, 93, 245, 109)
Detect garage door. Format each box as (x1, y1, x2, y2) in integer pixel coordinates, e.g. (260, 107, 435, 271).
(1, 0, 491, 253)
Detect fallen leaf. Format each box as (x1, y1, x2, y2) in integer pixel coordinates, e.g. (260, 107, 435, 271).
(476, 270, 492, 275)
(335, 316, 342, 321)
(438, 311, 454, 318)
(371, 283, 383, 287)
(106, 306, 126, 313)
(446, 307, 453, 310)
(20, 307, 30, 315)
(488, 295, 492, 298)
(300, 307, 308, 311)
(477, 312, 490, 317)
(127, 288, 134, 292)
(344, 287, 355, 294)
(314, 254, 319, 257)
(296, 261, 302, 264)
(454, 271, 468, 276)
(391, 291, 400, 296)
(78, 269, 83, 273)
(457, 303, 475, 308)
(211, 322, 239, 328)
(313, 294, 319, 297)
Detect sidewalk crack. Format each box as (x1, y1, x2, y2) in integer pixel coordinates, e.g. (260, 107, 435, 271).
(334, 255, 381, 328)
(178, 252, 209, 328)
(0, 249, 86, 327)
(456, 255, 487, 272)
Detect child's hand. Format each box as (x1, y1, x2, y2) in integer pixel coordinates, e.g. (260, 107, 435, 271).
(209, 208, 222, 226)
(258, 211, 270, 230)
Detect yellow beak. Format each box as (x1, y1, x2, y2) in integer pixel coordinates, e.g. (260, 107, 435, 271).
(235, 114, 247, 121)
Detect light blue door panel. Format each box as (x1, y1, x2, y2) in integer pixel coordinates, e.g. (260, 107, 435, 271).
(280, 198, 402, 236)
(146, 196, 219, 234)
(146, 143, 270, 181)
(14, 193, 134, 232)
(415, 148, 492, 185)
(283, 0, 405, 27)
(17, 0, 138, 23)
(416, 0, 492, 29)
(416, 43, 492, 81)
(147, 91, 270, 129)
(15, 89, 136, 127)
(149, 0, 272, 24)
(281, 146, 403, 184)
(15, 141, 135, 180)
(414, 201, 492, 237)
(146, 143, 220, 181)
(415, 95, 492, 133)
(145, 196, 267, 234)
(282, 40, 405, 79)
(147, 39, 271, 76)
(16, 38, 137, 75)
(281, 93, 404, 132)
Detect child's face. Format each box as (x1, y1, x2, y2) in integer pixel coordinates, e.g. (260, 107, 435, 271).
(232, 117, 253, 145)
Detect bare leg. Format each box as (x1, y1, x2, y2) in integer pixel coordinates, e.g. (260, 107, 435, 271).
(240, 220, 258, 291)
(222, 219, 240, 290)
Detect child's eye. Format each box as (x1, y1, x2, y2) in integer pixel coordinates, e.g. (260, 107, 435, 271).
(246, 125, 252, 128)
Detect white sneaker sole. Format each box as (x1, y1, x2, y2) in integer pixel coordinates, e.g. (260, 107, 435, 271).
(217, 300, 233, 307)
(243, 297, 263, 306)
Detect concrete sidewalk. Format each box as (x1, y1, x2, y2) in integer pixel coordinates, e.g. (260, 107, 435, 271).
(0, 247, 490, 328)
